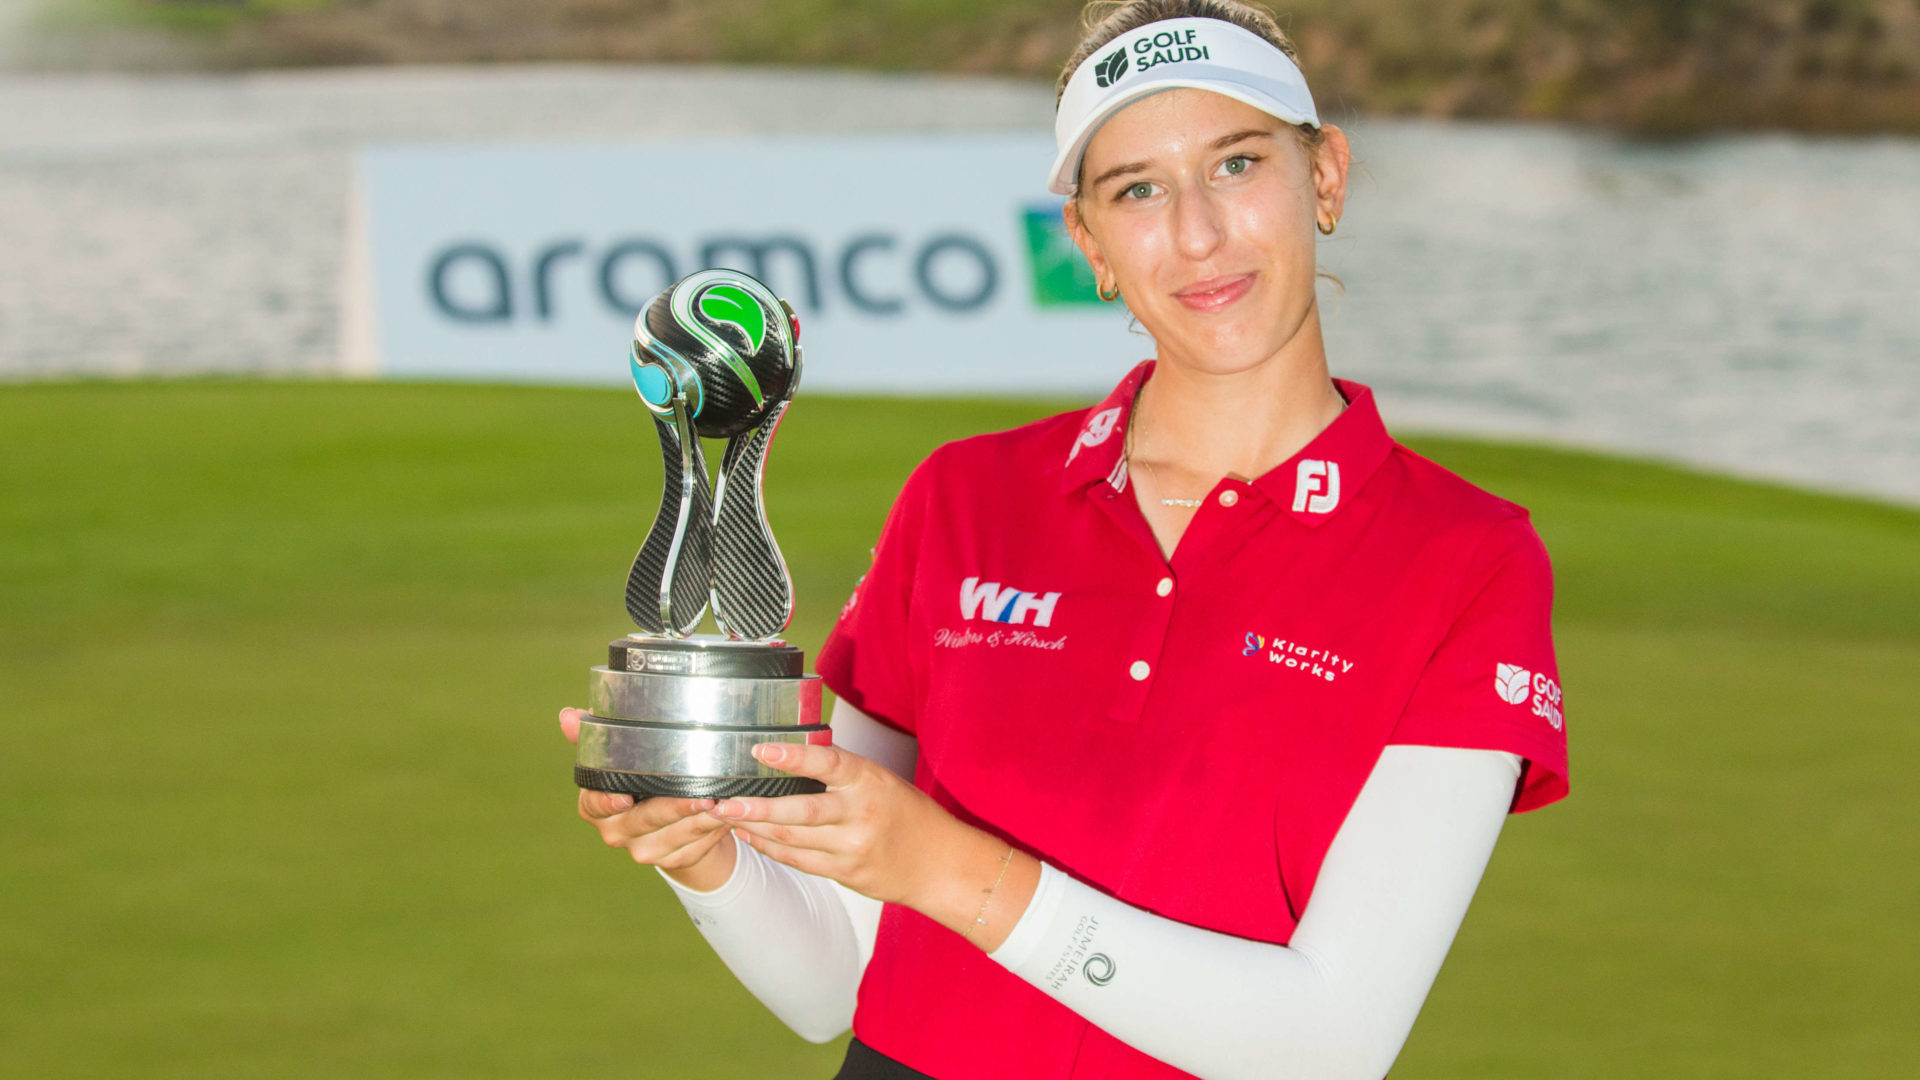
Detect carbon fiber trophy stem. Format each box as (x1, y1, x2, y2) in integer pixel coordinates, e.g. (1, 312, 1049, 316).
(711, 393, 798, 641)
(625, 394, 714, 636)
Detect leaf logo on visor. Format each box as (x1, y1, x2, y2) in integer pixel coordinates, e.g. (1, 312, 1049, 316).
(1093, 46, 1130, 88)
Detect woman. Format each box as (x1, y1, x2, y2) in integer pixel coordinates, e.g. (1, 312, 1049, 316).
(559, 2, 1570, 1077)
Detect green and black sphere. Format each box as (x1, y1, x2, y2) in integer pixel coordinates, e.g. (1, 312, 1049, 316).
(630, 269, 801, 438)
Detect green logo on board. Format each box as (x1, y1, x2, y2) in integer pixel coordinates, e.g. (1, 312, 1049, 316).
(1021, 204, 1103, 307)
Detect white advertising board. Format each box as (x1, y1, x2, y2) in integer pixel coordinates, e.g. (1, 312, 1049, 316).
(351, 134, 1152, 393)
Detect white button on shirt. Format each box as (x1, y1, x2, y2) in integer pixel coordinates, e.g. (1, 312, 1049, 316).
(1156, 577, 1174, 597)
(1129, 660, 1151, 681)
(1219, 489, 1240, 508)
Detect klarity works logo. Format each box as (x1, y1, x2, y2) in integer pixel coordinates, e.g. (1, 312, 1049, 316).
(1244, 632, 1355, 683)
(1496, 663, 1565, 730)
(1093, 46, 1130, 88)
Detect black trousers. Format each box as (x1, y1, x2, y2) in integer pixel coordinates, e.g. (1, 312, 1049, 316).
(833, 1038, 938, 1080)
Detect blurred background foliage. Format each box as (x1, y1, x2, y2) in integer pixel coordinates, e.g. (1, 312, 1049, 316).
(34, 0, 1920, 133)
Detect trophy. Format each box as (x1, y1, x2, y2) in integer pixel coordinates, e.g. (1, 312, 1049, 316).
(572, 268, 828, 799)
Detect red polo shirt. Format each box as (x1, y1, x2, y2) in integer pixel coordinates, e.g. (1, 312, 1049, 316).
(816, 361, 1570, 1080)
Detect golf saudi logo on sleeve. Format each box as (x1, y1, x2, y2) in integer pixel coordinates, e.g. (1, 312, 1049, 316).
(1495, 663, 1532, 706)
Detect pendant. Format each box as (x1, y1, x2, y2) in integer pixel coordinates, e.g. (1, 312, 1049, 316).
(1160, 497, 1203, 508)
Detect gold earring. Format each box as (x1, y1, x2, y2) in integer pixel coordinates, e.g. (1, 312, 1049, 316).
(1317, 213, 1339, 236)
(1098, 282, 1121, 302)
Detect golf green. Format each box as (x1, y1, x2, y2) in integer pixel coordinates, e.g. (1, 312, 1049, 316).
(2, 381, 1914, 1077)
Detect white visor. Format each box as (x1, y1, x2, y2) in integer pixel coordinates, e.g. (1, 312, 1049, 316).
(1048, 16, 1321, 195)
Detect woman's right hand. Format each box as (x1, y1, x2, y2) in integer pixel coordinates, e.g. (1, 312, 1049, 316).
(559, 707, 737, 891)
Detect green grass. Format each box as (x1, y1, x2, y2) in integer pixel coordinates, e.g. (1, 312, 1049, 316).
(1, 380, 1915, 1077)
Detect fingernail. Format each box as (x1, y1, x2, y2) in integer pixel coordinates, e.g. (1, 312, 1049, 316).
(753, 743, 776, 762)
(715, 800, 743, 818)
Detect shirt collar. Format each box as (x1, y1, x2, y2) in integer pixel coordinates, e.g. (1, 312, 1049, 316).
(1059, 360, 1153, 495)
(1058, 362, 1394, 528)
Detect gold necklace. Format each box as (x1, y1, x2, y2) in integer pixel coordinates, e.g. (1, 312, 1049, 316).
(1126, 395, 1204, 509)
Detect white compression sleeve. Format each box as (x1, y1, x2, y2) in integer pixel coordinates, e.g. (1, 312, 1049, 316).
(661, 840, 872, 1042)
(654, 699, 902, 1042)
(989, 746, 1523, 1080)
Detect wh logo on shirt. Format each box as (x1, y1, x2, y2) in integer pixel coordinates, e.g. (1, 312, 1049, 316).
(1496, 662, 1565, 730)
(960, 577, 1062, 627)
(1292, 459, 1341, 514)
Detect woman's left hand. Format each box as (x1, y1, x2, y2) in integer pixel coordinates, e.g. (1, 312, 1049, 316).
(710, 741, 968, 909)
(718, 742, 1043, 951)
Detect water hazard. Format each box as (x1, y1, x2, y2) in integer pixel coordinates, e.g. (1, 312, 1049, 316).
(0, 71, 1914, 505)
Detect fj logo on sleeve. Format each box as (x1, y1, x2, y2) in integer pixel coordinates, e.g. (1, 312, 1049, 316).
(1497, 662, 1565, 730)
(960, 577, 1062, 627)
(1292, 459, 1341, 514)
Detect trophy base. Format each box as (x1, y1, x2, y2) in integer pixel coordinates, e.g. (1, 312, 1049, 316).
(573, 633, 828, 799)
(573, 765, 824, 799)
